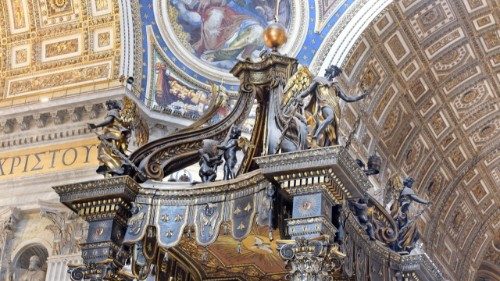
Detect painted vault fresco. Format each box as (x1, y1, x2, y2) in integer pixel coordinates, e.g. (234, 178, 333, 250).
(168, 0, 291, 69)
(140, 0, 356, 122)
(154, 62, 208, 116)
(151, 48, 233, 120)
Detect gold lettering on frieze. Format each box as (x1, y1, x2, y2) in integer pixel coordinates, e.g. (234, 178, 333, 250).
(45, 38, 79, 58)
(8, 62, 111, 97)
(0, 139, 99, 179)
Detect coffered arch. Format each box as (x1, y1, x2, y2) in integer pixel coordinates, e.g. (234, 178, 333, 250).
(335, 0, 499, 280)
(0, 0, 133, 107)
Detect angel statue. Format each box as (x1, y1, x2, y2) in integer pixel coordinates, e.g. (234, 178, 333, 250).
(88, 100, 132, 177)
(289, 65, 368, 148)
(348, 198, 376, 240)
(218, 126, 242, 180)
(199, 139, 223, 182)
(389, 177, 431, 253)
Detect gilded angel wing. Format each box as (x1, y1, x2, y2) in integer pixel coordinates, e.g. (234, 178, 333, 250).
(120, 97, 149, 146)
(385, 174, 403, 212)
(120, 97, 135, 125)
(281, 66, 314, 108)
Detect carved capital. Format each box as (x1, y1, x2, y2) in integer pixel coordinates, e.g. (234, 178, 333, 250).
(39, 202, 86, 256)
(0, 207, 21, 281)
(53, 177, 139, 280)
(0, 207, 20, 245)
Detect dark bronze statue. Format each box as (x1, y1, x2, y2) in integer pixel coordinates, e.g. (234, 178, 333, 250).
(390, 177, 431, 253)
(218, 126, 242, 180)
(198, 139, 223, 182)
(88, 100, 131, 177)
(293, 65, 367, 147)
(349, 198, 375, 240)
(332, 204, 347, 252)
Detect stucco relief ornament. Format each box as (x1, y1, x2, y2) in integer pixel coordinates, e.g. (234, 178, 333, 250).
(41, 209, 85, 255)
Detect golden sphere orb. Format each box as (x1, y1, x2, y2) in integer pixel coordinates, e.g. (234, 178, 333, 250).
(263, 22, 287, 49)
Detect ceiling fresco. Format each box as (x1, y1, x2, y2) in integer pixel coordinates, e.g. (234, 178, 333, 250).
(337, 0, 499, 279)
(163, 0, 292, 71)
(138, 0, 357, 119)
(0, 0, 122, 107)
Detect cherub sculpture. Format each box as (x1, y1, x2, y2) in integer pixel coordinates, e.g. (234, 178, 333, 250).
(199, 139, 223, 182)
(218, 126, 242, 180)
(389, 177, 431, 253)
(349, 198, 375, 240)
(88, 100, 131, 177)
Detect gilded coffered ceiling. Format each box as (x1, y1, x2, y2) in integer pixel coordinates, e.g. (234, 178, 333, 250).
(0, 0, 121, 107)
(339, 0, 499, 279)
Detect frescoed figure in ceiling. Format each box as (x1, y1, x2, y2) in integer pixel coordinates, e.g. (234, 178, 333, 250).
(154, 60, 233, 121)
(169, 0, 290, 69)
(154, 62, 209, 117)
